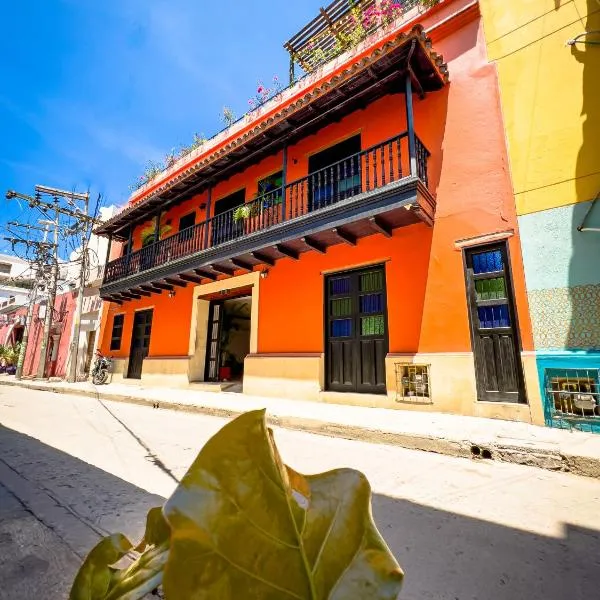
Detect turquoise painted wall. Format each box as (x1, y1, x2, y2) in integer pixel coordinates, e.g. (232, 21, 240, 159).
(518, 201, 600, 290)
(518, 200, 600, 351)
(520, 201, 599, 431)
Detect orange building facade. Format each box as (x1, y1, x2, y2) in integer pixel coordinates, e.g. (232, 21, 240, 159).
(95, 0, 544, 423)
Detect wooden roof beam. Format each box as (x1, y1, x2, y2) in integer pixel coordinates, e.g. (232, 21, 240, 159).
(179, 273, 203, 284)
(151, 282, 174, 291)
(164, 277, 188, 288)
(332, 227, 356, 246)
(275, 244, 299, 260)
(131, 288, 151, 297)
(369, 216, 392, 238)
(119, 291, 141, 300)
(194, 269, 217, 281)
(301, 236, 326, 254)
(140, 284, 164, 294)
(231, 258, 253, 272)
(251, 251, 275, 267)
(210, 264, 235, 276)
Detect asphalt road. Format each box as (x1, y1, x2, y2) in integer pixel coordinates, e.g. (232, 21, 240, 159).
(1, 385, 600, 599)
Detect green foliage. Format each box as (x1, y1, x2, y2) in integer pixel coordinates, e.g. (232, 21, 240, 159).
(70, 410, 403, 599)
(222, 106, 237, 127)
(140, 218, 173, 247)
(299, 0, 441, 72)
(0, 277, 35, 289)
(0, 343, 21, 366)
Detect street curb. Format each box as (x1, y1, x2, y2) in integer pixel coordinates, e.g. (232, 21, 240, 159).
(2, 379, 599, 479)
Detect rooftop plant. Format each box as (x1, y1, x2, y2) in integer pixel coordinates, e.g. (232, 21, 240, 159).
(127, 0, 441, 194)
(69, 410, 404, 600)
(248, 75, 282, 109)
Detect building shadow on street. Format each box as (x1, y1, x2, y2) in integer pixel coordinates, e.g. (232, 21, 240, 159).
(0, 424, 599, 599)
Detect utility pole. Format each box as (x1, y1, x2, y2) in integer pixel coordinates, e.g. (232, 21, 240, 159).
(36, 215, 59, 379)
(16, 274, 37, 380)
(3, 223, 55, 380)
(6, 186, 98, 381)
(67, 191, 91, 383)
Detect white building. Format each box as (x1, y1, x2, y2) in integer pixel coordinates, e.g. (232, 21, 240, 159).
(64, 205, 117, 378)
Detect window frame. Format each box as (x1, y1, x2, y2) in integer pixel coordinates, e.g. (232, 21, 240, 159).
(110, 314, 125, 351)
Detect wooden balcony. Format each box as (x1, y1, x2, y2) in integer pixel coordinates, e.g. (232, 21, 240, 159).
(100, 132, 434, 301)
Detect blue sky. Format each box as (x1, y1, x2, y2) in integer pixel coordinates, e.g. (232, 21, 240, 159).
(0, 0, 322, 251)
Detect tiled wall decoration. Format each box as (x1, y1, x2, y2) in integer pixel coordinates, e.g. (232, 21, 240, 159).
(528, 284, 600, 350)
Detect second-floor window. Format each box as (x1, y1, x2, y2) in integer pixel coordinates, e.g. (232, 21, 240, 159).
(308, 135, 361, 210)
(178, 212, 196, 240)
(110, 314, 125, 351)
(257, 171, 283, 206)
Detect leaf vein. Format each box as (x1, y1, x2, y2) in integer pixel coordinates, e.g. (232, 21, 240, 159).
(310, 499, 343, 575)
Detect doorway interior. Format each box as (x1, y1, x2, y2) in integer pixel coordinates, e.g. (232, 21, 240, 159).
(205, 294, 251, 383)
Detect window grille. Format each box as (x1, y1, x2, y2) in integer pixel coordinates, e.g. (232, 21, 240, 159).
(395, 363, 432, 403)
(545, 368, 600, 432)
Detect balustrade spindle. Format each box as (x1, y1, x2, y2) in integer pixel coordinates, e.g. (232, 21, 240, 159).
(396, 137, 402, 180)
(317, 171, 322, 209)
(380, 146, 385, 186)
(365, 152, 370, 191)
(373, 148, 378, 189)
(388, 142, 393, 182)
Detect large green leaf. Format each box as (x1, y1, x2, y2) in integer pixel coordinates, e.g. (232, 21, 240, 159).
(69, 534, 133, 600)
(71, 410, 403, 599)
(162, 409, 403, 599)
(69, 508, 171, 600)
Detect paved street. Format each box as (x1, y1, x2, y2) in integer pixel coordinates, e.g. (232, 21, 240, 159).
(1, 387, 600, 599)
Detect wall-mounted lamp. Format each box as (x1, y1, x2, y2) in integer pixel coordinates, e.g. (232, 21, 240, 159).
(168, 290, 176, 298)
(260, 269, 269, 279)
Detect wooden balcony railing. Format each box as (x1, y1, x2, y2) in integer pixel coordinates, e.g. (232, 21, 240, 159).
(103, 131, 429, 285)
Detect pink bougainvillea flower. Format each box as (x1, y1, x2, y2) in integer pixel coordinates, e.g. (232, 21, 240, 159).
(257, 85, 264, 93)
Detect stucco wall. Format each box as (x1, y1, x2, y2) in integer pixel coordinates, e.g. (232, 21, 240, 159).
(519, 202, 600, 350)
(480, 0, 600, 216)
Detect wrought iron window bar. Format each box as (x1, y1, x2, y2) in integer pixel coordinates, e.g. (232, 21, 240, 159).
(545, 368, 600, 432)
(395, 362, 432, 403)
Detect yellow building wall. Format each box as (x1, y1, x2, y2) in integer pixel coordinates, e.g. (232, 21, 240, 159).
(480, 0, 600, 215)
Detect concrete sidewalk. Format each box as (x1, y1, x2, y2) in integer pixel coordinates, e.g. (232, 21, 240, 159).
(2, 375, 600, 478)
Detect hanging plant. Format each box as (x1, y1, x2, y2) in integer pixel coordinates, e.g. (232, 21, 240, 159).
(140, 217, 173, 247)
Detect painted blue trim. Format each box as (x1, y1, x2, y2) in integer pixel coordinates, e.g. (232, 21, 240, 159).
(536, 351, 600, 433)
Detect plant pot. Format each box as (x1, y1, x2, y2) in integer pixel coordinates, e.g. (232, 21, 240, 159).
(219, 366, 232, 381)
